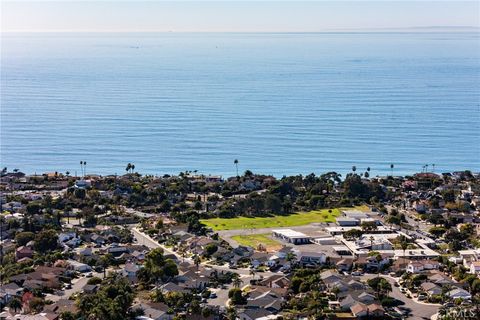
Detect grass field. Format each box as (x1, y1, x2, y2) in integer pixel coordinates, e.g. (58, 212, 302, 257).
(231, 234, 283, 252)
(200, 206, 369, 231)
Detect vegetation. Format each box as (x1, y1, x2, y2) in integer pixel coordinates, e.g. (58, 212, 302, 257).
(201, 207, 351, 231)
(231, 233, 282, 252)
(77, 273, 137, 320)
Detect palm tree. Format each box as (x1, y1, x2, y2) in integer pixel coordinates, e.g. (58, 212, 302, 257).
(390, 163, 394, 176)
(400, 236, 408, 267)
(352, 166, 357, 173)
(193, 255, 201, 270)
(432, 163, 435, 173)
(80, 161, 83, 177)
(234, 159, 239, 177)
(232, 274, 243, 288)
(8, 297, 22, 313)
(131, 164, 135, 173)
(249, 268, 256, 280)
(126, 163, 132, 173)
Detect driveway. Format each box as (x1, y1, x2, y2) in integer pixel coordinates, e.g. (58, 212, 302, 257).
(46, 271, 103, 302)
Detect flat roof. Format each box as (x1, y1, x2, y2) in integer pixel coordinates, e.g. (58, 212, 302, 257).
(272, 229, 310, 238)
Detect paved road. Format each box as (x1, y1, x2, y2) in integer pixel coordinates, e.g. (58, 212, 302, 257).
(360, 274, 439, 320)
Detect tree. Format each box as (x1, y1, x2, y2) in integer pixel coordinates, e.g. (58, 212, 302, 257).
(205, 243, 218, 256)
(228, 288, 245, 305)
(390, 163, 394, 176)
(344, 229, 363, 240)
(368, 277, 392, 299)
(15, 231, 35, 247)
(232, 274, 243, 288)
(34, 229, 58, 253)
(77, 274, 135, 320)
(139, 248, 178, 284)
(59, 311, 76, 320)
(7, 297, 22, 313)
(249, 268, 256, 280)
(399, 235, 409, 266)
(361, 221, 378, 231)
(193, 255, 201, 270)
(26, 202, 42, 215)
(352, 166, 357, 173)
(234, 159, 239, 177)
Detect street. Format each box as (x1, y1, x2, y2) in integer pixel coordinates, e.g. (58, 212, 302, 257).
(360, 274, 439, 320)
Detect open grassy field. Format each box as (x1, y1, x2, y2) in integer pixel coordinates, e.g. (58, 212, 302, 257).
(231, 233, 283, 252)
(201, 206, 369, 231)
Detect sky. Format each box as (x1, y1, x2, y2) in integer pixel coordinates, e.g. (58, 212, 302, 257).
(1, 1, 479, 32)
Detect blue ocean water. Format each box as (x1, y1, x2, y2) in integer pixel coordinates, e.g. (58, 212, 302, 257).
(1, 32, 479, 177)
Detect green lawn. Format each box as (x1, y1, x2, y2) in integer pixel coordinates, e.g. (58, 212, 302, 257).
(201, 207, 368, 231)
(231, 233, 283, 252)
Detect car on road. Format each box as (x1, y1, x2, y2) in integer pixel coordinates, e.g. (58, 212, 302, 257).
(210, 293, 217, 299)
(85, 272, 93, 278)
(352, 271, 363, 276)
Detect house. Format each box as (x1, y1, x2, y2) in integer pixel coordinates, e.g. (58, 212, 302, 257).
(407, 260, 440, 273)
(15, 246, 33, 260)
(250, 252, 271, 269)
(367, 303, 385, 317)
(158, 282, 187, 294)
(350, 303, 368, 318)
(238, 309, 274, 320)
(257, 275, 291, 289)
(420, 282, 442, 296)
(122, 262, 140, 281)
(91, 234, 106, 245)
(447, 288, 472, 300)
(297, 251, 327, 266)
(469, 261, 480, 274)
(44, 298, 78, 316)
(0, 282, 22, 305)
(350, 302, 385, 318)
(133, 302, 173, 320)
(336, 258, 353, 271)
(82, 284, 98, 294)
(67, 260, 92, 273)
(336, 217, 360, 226)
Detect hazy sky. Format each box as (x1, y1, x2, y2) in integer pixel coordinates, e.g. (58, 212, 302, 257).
(2, 1, 479, 32)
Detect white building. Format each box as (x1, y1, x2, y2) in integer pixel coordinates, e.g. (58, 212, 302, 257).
(272, 229, 310, 245)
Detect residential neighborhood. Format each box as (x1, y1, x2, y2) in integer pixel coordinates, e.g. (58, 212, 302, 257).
(1, 168, 480, 319)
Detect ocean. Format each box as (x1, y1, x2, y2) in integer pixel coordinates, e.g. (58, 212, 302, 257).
(1, 32, 479, 177)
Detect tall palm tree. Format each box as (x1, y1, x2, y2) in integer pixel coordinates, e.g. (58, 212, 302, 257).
(80, 161, 84, 177)
(193, 255, 201, 270)
(400, 236, 408, 267)
(249, 268, 256, 280)
(352, 166, 357, 174)
(390, 163, 394, 176)
(131, 164, 135, 173)
(234, 159, 239, 177)
(432, 163, 435, 173)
